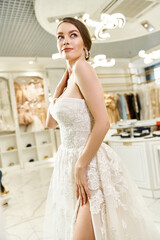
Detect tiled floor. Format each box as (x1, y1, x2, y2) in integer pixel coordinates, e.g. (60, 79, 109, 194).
(1, 164, 160, 240)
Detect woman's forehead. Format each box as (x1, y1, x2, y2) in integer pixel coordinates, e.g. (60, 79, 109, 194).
(57, 22, 79, 33)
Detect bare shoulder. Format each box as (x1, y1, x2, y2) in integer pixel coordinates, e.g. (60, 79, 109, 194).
(74, 59, 97, 83)
(74, 59, 91, 70)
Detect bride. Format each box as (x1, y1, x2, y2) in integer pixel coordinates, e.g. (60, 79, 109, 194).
(43, 17, 160, 240)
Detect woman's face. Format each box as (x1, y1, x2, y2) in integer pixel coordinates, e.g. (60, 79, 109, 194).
(57, 22, 86, 62)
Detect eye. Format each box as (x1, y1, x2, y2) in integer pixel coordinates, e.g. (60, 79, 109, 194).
(57, 35, 64, 40)
(71, 33, 77, 38)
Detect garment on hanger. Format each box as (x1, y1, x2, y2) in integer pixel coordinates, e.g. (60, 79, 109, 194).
(104, 92, 141, 123)
(27, 115, 44, 132)
(14, 77, 47, 128)
(134, 82, 160, 120)
(104, 93, 120, 123)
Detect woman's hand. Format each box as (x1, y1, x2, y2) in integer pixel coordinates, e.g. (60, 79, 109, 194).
(75, 162, 90, 206)
(54, 69, 69, 97)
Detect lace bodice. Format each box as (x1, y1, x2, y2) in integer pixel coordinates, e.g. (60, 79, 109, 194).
(50, 97, 94, 148)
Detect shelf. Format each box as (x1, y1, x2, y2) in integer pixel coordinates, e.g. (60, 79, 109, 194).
(0, 134, 17, 152)
(24, 157, 54, 169)
(0, 132, 16, 137)
(21, 132, 36, 148)
(35, 130, 51, 145)
(22, 146, 36, 150)
(106, 136, 160, 143)
(37, 145, 53, 161)
(1, 149, 18, 154)
(38, 143, 52, 148)
(111, 119, 160, 130)
(0, 164, 21, 172)
(1, 151, 19, 168)
(22, 147, 38, 164)
(21, 131, 44, 135)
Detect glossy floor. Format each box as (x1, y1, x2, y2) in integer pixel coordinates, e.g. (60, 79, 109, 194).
(1, 164, 160, 240)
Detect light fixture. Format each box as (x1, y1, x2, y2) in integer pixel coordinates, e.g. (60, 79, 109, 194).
(29, 60, 34, 64)
(48, 12, 125, 41)
(141, 21, 155, 32)
(82, 13, 125, 40)
(138, 49, 160, 64)
(52, 53, 61, 60)
(28, 57, 37, 65)
(47, 12, 84, 23)
(92, 55, 115, 68)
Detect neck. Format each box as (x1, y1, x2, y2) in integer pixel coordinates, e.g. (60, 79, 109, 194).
(66, 55, 85, 77)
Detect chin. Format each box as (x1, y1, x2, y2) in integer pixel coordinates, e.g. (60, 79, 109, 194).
(63, 55, 76, 61)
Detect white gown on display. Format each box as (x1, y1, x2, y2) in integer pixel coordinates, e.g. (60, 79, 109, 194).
(43, 97, 160, 240)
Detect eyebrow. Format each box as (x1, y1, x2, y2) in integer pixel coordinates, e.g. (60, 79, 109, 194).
(57, 30, 79, 35)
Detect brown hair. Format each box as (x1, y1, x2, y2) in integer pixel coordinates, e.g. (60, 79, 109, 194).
(57, 17, 92, 60)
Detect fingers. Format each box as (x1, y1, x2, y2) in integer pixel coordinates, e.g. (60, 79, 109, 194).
(78, 185, 90, 206)
(76, 184, 79, 199)
(84, 184, 91, 200)
(80, 186, 87, 206)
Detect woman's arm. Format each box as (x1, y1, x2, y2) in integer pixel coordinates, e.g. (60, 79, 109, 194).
(46, 69, 69, 129)
(74, 60, 110, 205)
(75, 60, 110, 168)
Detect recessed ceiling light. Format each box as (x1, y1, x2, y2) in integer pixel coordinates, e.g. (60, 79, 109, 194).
(141, 21, 155, 32)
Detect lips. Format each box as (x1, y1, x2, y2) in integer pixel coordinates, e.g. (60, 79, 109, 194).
(62, 48, 73, 52)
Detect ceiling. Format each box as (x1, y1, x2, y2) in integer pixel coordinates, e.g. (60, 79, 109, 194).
(0, 0, 160, 59)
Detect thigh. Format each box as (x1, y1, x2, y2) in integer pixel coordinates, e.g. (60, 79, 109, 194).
(73, 201, 95, 240)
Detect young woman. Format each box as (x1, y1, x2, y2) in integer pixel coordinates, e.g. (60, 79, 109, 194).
(43, 17, 160, 240)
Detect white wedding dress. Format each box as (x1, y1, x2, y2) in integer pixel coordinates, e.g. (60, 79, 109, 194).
(43, 97, 160, 240)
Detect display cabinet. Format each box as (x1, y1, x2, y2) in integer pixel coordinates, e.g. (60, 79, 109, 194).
(21, 129, 55, 166)
(105, 135, 160, 199)
(0, 133, 19, 168)
(0, 72, 58, 171)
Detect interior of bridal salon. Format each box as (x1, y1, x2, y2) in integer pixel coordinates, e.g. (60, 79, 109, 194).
(0, 0, 160, 239)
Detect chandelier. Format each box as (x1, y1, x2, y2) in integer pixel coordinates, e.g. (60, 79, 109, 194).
(92, 55, 115, 68)
(139, 49, 160, 64)
(52, 53, 115, 68)
(82, 13, 126, 40)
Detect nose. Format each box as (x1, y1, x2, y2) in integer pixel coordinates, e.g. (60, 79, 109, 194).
(63, 36, 69, 45)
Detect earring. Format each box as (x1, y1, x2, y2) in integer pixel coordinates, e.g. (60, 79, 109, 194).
(85, 49, 89, 59)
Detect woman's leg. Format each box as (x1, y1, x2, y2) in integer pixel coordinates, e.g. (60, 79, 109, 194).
(0, 170, 7, 193)
(73, 201, 95, 240)
(1, 183, 5, 193)
(0, 171, 4, 193)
